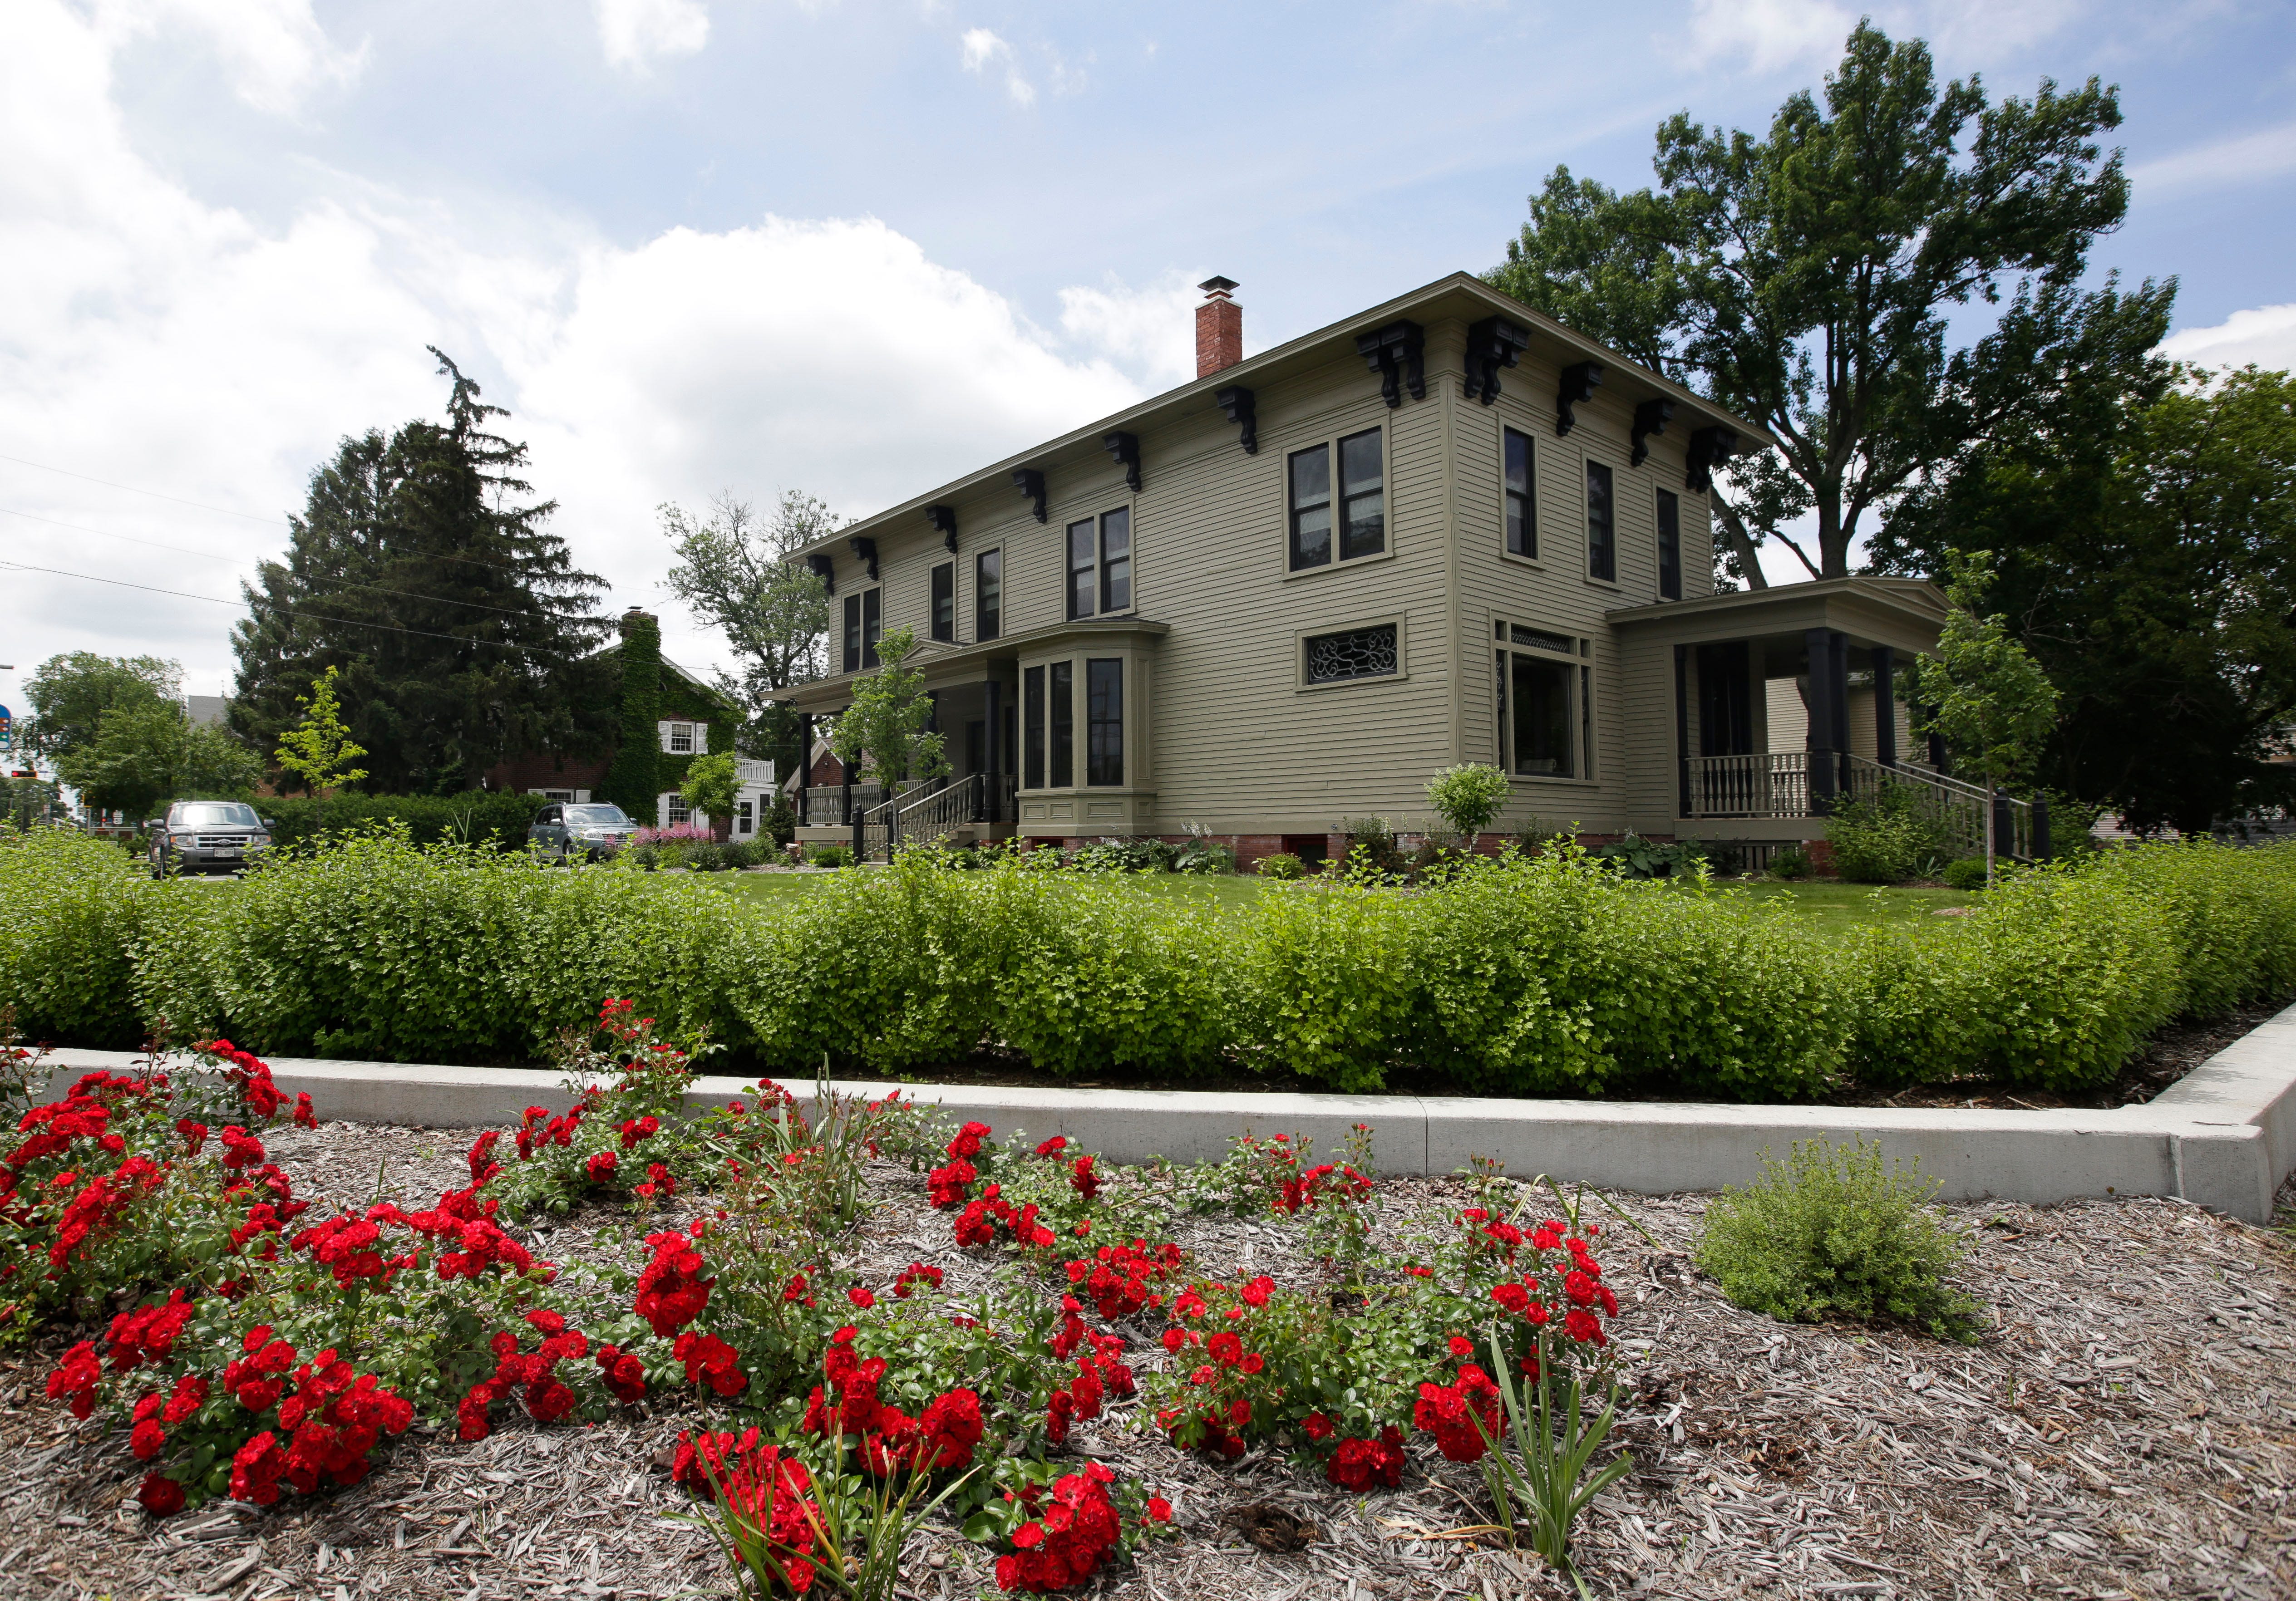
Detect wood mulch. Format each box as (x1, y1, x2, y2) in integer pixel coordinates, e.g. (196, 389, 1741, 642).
(3, 1121, 2292, 1601)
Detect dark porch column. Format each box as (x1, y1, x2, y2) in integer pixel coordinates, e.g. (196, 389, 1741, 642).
(1673, 645, 1691, 817)
(840, 745, 856, 826)
(1804, 628, 1839, 810)
(1870, 647, 1897, 768)
(795, 712, 813, 828)
(983, 679, 1002, 822)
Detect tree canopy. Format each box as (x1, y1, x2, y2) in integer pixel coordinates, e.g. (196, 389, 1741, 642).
(828, 625, 946, 789)
(230, 350, 614, 795)
(1488, 21, 2130, 586)
(54, 702, 264, 822)
(23, 653, 180, 760)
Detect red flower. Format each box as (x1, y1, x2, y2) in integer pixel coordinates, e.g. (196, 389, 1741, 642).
(292, 1093, 317, 1129)
(1069, 1155, 1099, 1202)
(1301, 1412, 1334, 1440)
(927, 1159, 977, 1210)
(1414, 1366, 1502, 1463)
(137, 1474, 186, 1516)
(634, 1231, 714, 1335)
(848, 1286, 877, 1310)
(1145, 1495, 1173, 1523)
(1447, 1335, 1474, 1358)
(586, 1150, 618, 1183)
(1492, 1282, 1530, 1314)
(1034, 1135, 1069, 1157)
(946, 1120, 992, 1159)
(1326, 1427, 1406, 1491)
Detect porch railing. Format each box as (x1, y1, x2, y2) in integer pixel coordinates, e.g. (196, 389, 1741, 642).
(1683, 751, 2038, 860)
(798, 786, 883, 828)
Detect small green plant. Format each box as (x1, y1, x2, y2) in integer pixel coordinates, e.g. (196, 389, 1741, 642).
(1769, 845, 1812, 880)
(272, 666, 370, 823)
(1426, 763, 1512, 840)
(1593, 832, 1707, 879)
(1941, 857, 1989, 890)
(1696, 1137, 1979, 1340)
(682, 751, 741, 831)
(1174, 823, 1235, 874)
(1256, 851, 1304, 881)
(1470, 1326, 1632, 1600)
(808, 845, 854, 869)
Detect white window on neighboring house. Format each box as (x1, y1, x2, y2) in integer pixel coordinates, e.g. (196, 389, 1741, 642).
(736, 800, 754, 836)
(660, 792, 691, 828)
(658, 721, 698, 755)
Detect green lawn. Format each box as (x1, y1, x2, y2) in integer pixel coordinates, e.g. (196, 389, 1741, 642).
(1694, 879, 1977, 934)
(705, 868, 1277, 914)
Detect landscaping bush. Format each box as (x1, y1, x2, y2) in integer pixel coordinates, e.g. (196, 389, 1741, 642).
(1769, 846, 1812, 880)
(808, 845, 854, 869)
(1828, 784, 1956, 884)
(1255, 852, 1304, 881)
(1695, 1137, 1977, 1340)
(259, 790, 550, 851)
(0, 827, 155, 1048)
(1940, 857, 1989, 890)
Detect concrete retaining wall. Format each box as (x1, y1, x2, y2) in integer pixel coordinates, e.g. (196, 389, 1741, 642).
(42, 1000, 2296, 1222)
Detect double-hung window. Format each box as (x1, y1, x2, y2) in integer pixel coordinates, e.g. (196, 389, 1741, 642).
(1086, 660, 1123, 786)
(841, 589, 882, 672)
(1656, 490, 1682, 601)
(976, 549, 1002, 641)
(1023, 666, 1045, 789)
(1288, 428, 1384, 571)
(1586, 461, 1616, 583)
(1065, 509, 1132, 619)
(1049, 663, 1074, 787)
(1504, 428, 1535, 558)
(930, 562, 955, 642)
(1494, 624, 1591, 780)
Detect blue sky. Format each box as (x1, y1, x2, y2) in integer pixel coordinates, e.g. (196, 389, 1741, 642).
(4, 0, 2293, 709)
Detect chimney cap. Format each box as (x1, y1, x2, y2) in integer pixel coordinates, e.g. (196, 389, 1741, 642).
(1198, 275, 1238, 299)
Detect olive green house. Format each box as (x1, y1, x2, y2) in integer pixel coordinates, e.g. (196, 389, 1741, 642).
(779, 273, 1994, 866)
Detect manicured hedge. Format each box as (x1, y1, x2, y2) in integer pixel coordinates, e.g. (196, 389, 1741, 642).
(258, 791, 551, 851)
(6, 828, 2295, 1099)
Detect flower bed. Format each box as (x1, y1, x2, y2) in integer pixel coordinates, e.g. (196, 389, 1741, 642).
(5, 1000, 2296, 1598)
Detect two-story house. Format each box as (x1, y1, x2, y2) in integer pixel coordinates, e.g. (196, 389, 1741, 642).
(778, 273, 1959, 866)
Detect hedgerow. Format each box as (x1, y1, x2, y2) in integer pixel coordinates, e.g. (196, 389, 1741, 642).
(6, 827, 2296, 1096)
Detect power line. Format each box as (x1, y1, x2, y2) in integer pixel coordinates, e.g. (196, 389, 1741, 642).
(0, 560, 571, 657)
(0, 451, 282, 523)
(1, 506, 598, 621)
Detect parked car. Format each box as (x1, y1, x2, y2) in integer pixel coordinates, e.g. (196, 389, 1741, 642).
(528, 802, 637, 862)
(147, 800, 275, 878)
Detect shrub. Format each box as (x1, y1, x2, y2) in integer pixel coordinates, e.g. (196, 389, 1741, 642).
(807, 846, 853, 869)
(1173, 832, 1235, 875)
(0, 827, 154, 1048)
(1334, 816, 1404, 877)
(1255, 852, 1303, 881)
(1425, 764, 1511, 839)
(1940, 857, 1989, 890)
(1769, 845, 1812, 880)
(1696, 1137, 1978, 1340)
(1592, 834, 1707, 880)
(260, 791, 548, 851)
(1829, 785, 1957, 884)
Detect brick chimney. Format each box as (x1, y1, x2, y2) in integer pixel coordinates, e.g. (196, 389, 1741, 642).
(1195, 276, 1242, 378)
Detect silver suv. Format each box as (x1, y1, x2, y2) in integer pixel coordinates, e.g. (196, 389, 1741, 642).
(528, 802, 636, 862)
(148, 801, 274, 878)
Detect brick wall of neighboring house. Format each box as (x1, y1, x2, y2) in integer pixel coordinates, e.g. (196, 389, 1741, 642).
(483, 750, 612, 797)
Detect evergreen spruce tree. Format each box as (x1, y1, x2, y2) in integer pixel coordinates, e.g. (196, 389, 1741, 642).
(230, 351, 614, 794)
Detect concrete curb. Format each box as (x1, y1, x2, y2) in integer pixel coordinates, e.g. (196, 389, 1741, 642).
(41, 1000, 2296, 1222)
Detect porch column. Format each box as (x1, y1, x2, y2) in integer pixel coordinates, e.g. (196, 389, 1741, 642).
(840, 743, 856, 826)
(1870, 647, 1897, 768)
(984, 679, 1002, 822)
(1804, 628, 1839, 810)
(1673, 645, 1691, 818)
(796, 712, 813, 828)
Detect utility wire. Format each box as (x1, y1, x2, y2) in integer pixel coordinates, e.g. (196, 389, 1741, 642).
(1, 506, 597, 621)
(0, 560, 570, 657)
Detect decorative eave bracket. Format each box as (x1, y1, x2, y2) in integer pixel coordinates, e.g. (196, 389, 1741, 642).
(1463, 316, 1531, 406)
(1631, 399, 1675, 467)
(1011, 468, 1048, 523)
(1215, 385, 1257, 454)
(1355, 319, 1426, 409)
(805, 551, 835, 596)
(847, 536, 878, 582)
(1685, 426, 1739, 492)
(925, 505, 958, 551)
(1555, 361, 1605, 436)
(1103, 432, 1142, 493)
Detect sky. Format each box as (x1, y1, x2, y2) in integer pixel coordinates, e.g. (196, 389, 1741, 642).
(2, 0, 2292, 724)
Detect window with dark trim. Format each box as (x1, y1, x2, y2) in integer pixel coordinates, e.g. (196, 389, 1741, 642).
(1655, 490, 1681, 600)
(1302, 624, 1398, 685)
(1504, 427, 1535, 558)
(1338, 429, 1384, 560)
(1586, 460, 1615, 582)
(975, 549, 1002, 641)
(1286, 427, 1385, 572)
(1049, 662, 1074, 787)
(930, 562, 955, 642)
(1066, 518, 1096, 619)
(1023, 665, 1045, 789)
(1288, 444, 1331, 570)
(842, 594, 861, 673)
(1494, 628, 1586, 779)
(1086, 659, 1123, 786)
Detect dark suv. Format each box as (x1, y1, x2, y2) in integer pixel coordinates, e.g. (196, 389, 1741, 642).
(527, 802, 637, 862)
(148, 801, 275, 878)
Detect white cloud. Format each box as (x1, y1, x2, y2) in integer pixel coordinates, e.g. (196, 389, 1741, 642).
(1686, 0, 1853, 75)
(1058, 272, 1209, 393)
(91, 0, 363, 114)
(2160, 304, 2296, 375)
(2133, 121, 2296, 197)
(1684, 0, 2081, 78)
(595, 0, 709, 75)
(958, 27, 1034, 106)
(0, 0, 1159, 701)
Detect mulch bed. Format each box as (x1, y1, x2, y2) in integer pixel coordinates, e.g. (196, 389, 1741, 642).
(4, 1123, 2293, 1601)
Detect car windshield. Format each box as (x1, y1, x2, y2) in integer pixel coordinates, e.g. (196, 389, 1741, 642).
(564, 805, 632, 827)
(175, 803, 261, 828)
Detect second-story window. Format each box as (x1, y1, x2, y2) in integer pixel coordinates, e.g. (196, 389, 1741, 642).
(976, 549, 1001, 640)
(1066, 509, 1133, 619)
(1504, 427, 1535, 558)
(842, 589, 882, 672)
(1656, 489, 1682, 600)
(1586, 460, 1616, 583)
(931, 562, 955, 642)
(1066, 519, 1096, 619)
(1288, 428, 1384, 572)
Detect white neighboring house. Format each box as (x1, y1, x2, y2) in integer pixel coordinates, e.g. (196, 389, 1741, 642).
(651, 716, 776, 835)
